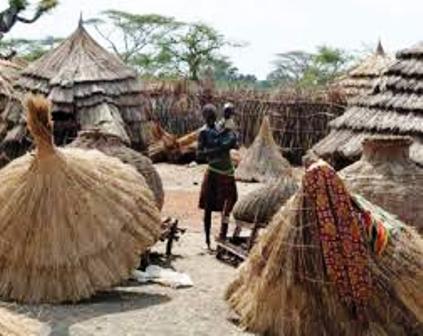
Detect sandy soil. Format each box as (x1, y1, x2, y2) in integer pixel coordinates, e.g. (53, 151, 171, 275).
(0, 163, 261, 336)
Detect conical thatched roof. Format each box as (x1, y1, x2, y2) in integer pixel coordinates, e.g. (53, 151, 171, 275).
(226, 160, 423, 335)
(235, 116, 292, 182)
(340, 136, 423, 233)
(232, 175, 298, 224)
(332, 41, 393, 100)
(0, 95, 161, 303)
(313, 41, 423, 168)
(3, 20, 147, 164)
(69, 129, 164, 210)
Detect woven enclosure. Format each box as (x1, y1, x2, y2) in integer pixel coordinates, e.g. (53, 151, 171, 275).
(0, 95, 161, 303)
(226, 160, 423, 336)
(235, 116, 292, 182)
(341, 136, 423, 233)
(69, 129, 164, 210)
(314, 42, 423, 169)
(0, 20, 149, 167)
(232, 175, 298, 223)
(332, 41, 393, 101)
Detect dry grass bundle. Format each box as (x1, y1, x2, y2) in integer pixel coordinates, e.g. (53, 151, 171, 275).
(235, 116, 292, 182)
(69, 129, 164, 210)
(0, 95, 161, 303)
(232, 175, 298, 224)
(0, 307, 44, 336)
(341, 136, 423, 233)
(226, 161, 423, 336)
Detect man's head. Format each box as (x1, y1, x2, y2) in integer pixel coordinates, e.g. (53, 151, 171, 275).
(202, 104, 217, 127)
(223, 102, 235, 119)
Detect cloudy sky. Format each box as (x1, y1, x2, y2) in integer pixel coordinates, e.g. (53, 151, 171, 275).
(5, 0, 422, 79)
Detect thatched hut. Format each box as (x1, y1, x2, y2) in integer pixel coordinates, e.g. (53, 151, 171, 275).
(332, 41, 393, 100)
(226, 160, 423, 336)
(232, 175, 298, 224)
(235, 116, 292, 182)
(340, 136, 423, 233)
(1, 19, 148, 165)
(69, 129, 164, 210)
(313, 41, 423, 168)
(0, 95, 161, 303)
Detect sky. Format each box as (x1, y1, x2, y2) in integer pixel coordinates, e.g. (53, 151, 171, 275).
(4, 0, 422, 79)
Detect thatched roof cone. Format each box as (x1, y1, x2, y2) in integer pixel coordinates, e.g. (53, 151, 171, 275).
(69, 129, 164, 210)
(332, 41, 393, 100)
(232, 175, 298, 223)
(314, 41, 423, 168)
(226, 160, 423, 335)
(0, 95, 161, 303)
(235, 116, 292, 182)
(6, 21, 148, 161)
(340, 136, 423, 233)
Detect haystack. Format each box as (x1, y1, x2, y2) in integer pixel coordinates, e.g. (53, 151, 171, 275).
(0, 95, 161, 303)
(332, 41, 393, 100)
(226, 160, 423, 336)
(340, 136, 423, 233)
(69, 129, 164, 210)
(235, 116, 291, 182)
(314, 41, 423, 168)
(232, 175, 298, 224)
(1, 19, 148, 166)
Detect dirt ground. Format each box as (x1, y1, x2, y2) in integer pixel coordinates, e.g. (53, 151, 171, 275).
(0, 163, 263, 336)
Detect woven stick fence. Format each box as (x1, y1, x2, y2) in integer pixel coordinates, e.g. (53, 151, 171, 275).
(145, 81, 345, 164)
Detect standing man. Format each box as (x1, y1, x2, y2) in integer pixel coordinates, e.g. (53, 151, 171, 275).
(198, 104, 238, 251)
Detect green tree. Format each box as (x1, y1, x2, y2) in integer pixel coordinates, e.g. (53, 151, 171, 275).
(159, 23, 239, 81)
(267, 46, 352, 88)
(0, 35, 62, 61)
(0, 1, 58, 40)
(86, 10, 181, 65)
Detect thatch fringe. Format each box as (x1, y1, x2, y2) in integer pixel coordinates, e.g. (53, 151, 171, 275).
(232, 175, 298, 224)
(226, 161, 423, 336)
(314, 41, 423, 168)
(0, 95, 161, 303)
(69, 129, 164, 210)
(235, 116, 292, 182)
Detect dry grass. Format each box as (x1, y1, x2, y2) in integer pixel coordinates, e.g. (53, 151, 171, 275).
(235, 116, 292, 182)
(0, 95, 161, 303)
(226, 161, 423, 335)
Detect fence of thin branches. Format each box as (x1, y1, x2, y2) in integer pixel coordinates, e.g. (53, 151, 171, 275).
(144, 80, 346, 164)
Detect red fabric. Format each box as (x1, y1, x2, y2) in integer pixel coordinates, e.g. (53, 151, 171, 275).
(304, 161, 372, 321)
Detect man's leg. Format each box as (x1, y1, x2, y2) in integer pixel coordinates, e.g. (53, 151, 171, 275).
(204, 209, 212, 249)
(219, 201, 230, 241)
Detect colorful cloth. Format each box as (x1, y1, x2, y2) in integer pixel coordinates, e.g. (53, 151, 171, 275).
(304, 161, 371, 321)
(199, 169, 238, 214)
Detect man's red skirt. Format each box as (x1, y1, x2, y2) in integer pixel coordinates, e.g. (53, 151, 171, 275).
(199, 169, 238, 214)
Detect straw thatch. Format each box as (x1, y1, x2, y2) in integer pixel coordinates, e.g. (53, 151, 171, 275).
(226, 160, 423, 336)
(235, 116, 292, 182)
(313, 41, 423, 168)
(69, 129, 164, 210)
(332, 41, 393, 100)
(232, 175, 298, 224)
(1, 20, 148, 167)
(340, 136, 423, 233)
(0, 95, 161, 303)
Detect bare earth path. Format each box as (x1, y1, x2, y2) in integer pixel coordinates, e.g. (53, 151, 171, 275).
(0, 164, 259, 336)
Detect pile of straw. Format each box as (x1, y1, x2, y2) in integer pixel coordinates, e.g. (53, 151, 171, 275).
(0, 95, 161, 303)
(233, 175, 298, 224)
(341, 136, 423, 233)
(226, 160, 423, 335)
(235, 116, 292, 182)
(69, 129, 164, 210)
